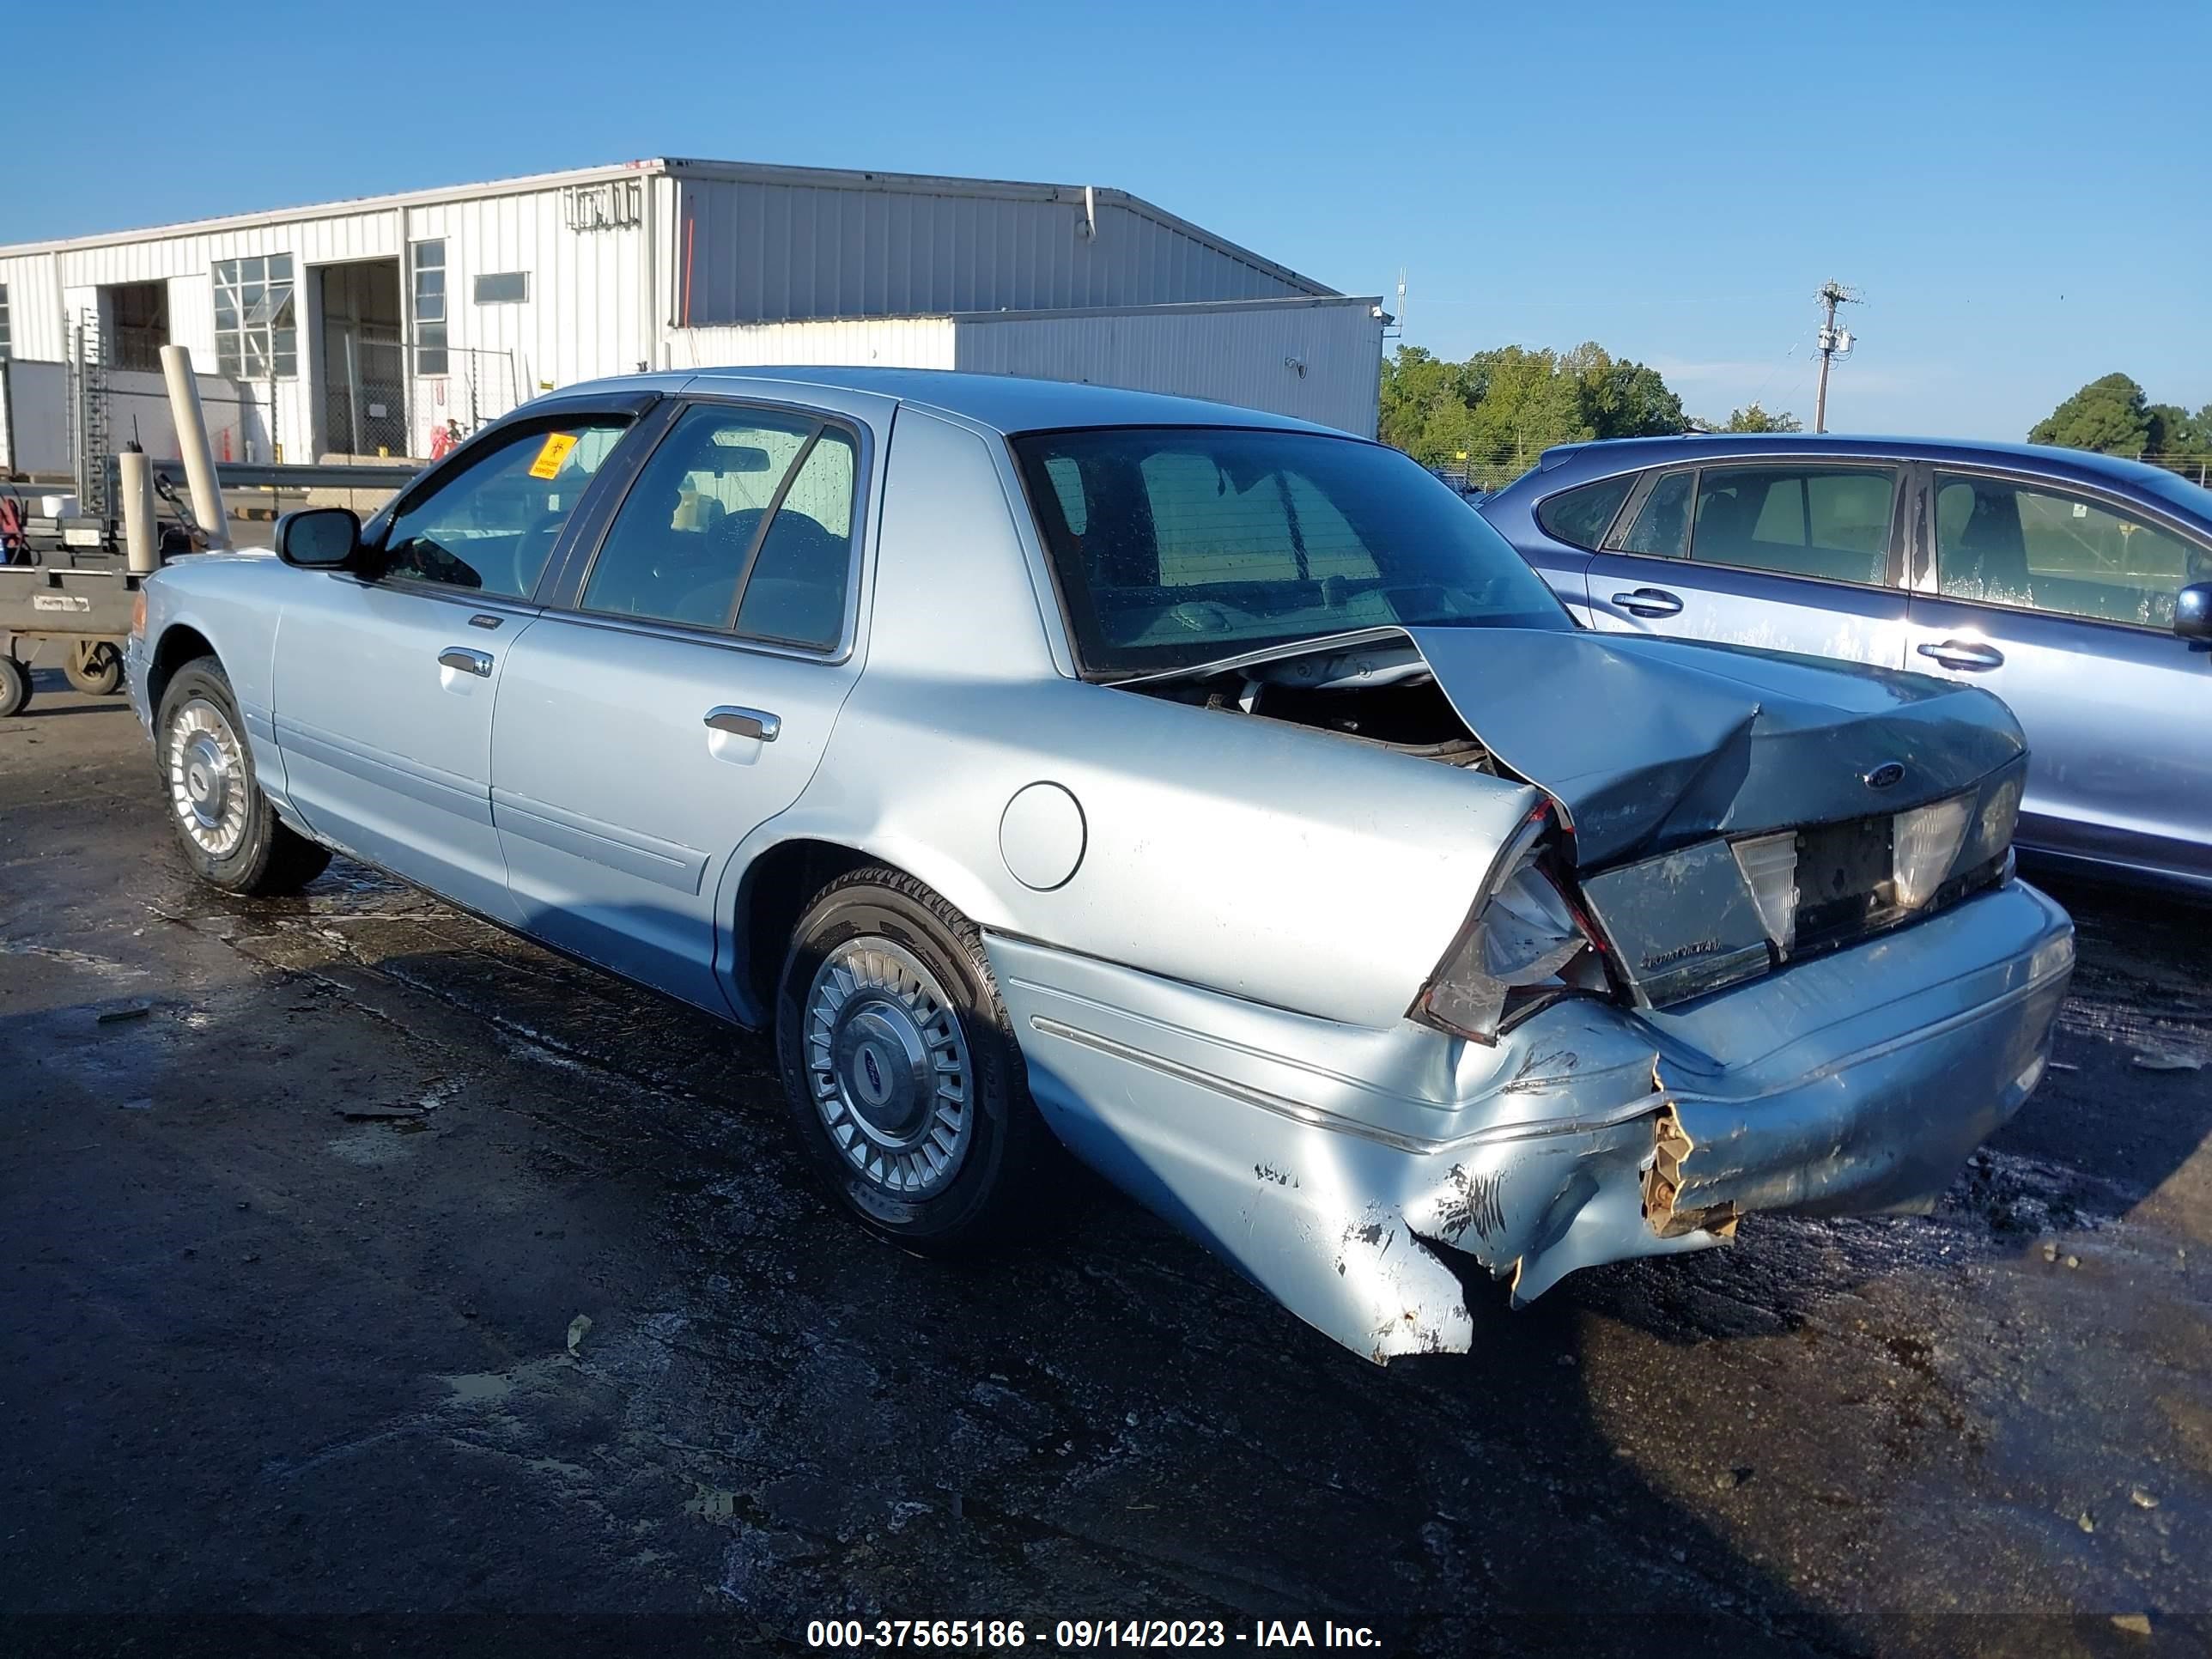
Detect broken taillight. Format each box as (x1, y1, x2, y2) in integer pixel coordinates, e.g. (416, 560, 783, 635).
(1412, 807, 1609, 1044)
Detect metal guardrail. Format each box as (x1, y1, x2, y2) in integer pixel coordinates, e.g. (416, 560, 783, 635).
(92, 454, 423, 512)
(157, 458, 424, 491)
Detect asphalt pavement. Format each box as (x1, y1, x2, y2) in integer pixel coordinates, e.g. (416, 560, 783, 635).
(3, 673, 2207, 1657)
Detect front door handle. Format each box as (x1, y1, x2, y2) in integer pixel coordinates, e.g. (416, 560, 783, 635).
(438, 647, 494, 678)
(704, 706, 781, 742)
(1611, 586, 1684, 617)
(1917, 639, 2005, 672)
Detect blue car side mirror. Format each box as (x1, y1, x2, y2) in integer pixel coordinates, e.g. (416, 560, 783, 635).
(2177, 581, 2212, 644)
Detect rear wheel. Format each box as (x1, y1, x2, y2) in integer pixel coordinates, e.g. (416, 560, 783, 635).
(64, 640, 125, 696)
(155, 657, 331, 896)
(0, 657, 29, 719)
(775, 867, 1054, 1250)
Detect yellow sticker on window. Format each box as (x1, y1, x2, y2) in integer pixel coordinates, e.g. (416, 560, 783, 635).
(528, 432, 580, 479)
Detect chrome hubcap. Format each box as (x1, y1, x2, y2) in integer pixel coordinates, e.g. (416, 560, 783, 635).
(167, 697, 249, 857)
(805, 939, 972, 1198)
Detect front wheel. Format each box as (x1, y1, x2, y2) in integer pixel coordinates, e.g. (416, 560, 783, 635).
(775, 868, 1054, 1251)
(155, 657, 331, 896)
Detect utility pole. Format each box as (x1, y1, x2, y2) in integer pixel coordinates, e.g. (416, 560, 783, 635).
(1813, 281, 1859, 434)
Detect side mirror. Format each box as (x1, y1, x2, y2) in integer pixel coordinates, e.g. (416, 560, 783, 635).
(275, 507, 362, 569)
(2175, 581, 2212, 641)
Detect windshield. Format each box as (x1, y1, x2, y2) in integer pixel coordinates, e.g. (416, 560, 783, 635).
(1012, 426, 1570, 677)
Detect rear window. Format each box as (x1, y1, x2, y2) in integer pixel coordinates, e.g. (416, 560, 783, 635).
(1535, 475, 1633, 550)
(1012, 427, 1569, 677)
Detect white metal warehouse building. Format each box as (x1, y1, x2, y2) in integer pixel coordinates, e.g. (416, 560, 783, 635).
(0, 156, 1385, 486)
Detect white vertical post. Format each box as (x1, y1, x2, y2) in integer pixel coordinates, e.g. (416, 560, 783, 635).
(119, 448, 158, 574)
(159, 344, 230, 550)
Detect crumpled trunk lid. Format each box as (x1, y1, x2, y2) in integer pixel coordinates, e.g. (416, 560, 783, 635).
(1403, 626, 2027, 867)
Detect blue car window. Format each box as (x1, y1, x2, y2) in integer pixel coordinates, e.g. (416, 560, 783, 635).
(1613, 470, 1692, 558)
(1933, 472, 2212, 629)
(1535, 476, 1633, 550)
(1689, 465, 1894, 586)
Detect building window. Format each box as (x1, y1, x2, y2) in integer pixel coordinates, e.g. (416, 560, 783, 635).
(0, 283, 10, 359)
(472, 270, 528, 305)
(411, 240, 447, 375)
(211, 254, 297, 379)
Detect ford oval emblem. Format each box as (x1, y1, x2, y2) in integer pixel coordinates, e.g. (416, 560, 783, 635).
(862, 1049, 885, 1094)
(1864, 761, 1906, 790)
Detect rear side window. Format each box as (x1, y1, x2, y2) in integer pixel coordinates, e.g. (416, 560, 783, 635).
(1611, 470, 1692, 558)
(1535, 476, 1633, 550)
(580, 404, 860, 647)
(1690, 464, 1895, 585)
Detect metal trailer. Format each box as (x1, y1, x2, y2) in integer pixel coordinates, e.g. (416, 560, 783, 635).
(0, 457, 418, 717)
(0, 561, 143, 711)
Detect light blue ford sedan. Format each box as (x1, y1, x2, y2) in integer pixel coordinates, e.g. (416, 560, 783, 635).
(129, 370, 2073, 1361)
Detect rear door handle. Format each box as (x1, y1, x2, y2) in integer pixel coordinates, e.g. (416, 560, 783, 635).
(1611, 586, 1684, 617)
(703, 706, 781, 742)
(438, 647, 494, 678)
(1917, 639, 2005, 672)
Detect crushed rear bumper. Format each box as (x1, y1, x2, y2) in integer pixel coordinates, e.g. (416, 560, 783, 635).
(988, 878, 2072, 1363)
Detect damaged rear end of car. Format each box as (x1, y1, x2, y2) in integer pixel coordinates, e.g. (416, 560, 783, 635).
(994, 624, 2069, 1363)
(990, 423, 2072, 1363)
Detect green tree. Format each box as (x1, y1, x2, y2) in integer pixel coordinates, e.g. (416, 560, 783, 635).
(2029, 374, 2154, 454)
(1722, 403, 1802, 433)
(1375, 340, 1692, 485)
(2147, 402, 2212, 454)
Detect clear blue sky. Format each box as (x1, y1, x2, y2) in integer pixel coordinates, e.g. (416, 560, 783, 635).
(4, 0, 2205, 438)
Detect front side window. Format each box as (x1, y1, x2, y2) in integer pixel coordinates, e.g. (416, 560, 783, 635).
(380, 419, 628, 598)
(582, 404, 860, 648)
(1690, 464, 1895, 585)
(1535, 475, 1633, 550)
(1012, 427, 1566, 677)
(1933, 471, 2211, 628)
(1612, 470, 1692, 558)
(211, 255, 296, 379)
(411, 241, 447, 375)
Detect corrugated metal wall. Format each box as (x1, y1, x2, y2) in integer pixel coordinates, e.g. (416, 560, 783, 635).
(672, 177, 1322, 325)
(402, 183, 654, 453)
(952, 301, 1384, 435)
(668, 317, 957, 372)
(664, 299, 1384, 435)
(1, 161, 1353, 468)
(0, 252, 66, 360)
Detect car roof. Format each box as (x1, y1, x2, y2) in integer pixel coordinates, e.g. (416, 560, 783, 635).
(558, 365, 1345, 440)
(1520, 430, 2197, 498)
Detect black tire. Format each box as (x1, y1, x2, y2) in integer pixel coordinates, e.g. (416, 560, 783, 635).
(776, 866, 1054, 1251)
(155, 656, 332, 896)
(64, 641, 125, 696)
(0, 657, 29, 719)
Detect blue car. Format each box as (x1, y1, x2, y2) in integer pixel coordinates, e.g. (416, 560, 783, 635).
(1480, 435, 2212, 894)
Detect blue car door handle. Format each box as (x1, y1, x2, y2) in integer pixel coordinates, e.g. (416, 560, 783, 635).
(438, 647, 495, 678)
(703, 706, 781, 743)
(1917, 639, 2005, 672)
(1611, 586, 1683, 617)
